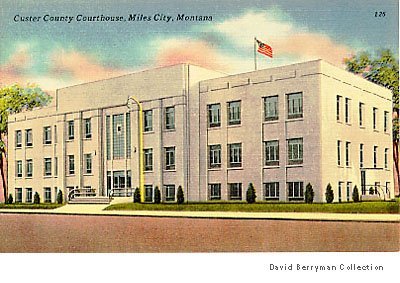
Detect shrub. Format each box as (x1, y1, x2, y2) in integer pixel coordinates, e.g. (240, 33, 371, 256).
(33, 192, 40, 204)
(325, 183, 334, 203)
(246, 183, 256, 203)
(352, 185, 360, 202)
(133, 187, 141, 203)
(57, 190, 63, 204)
(7, 194, 13, 204)
(154, 186, 161, 204)
(177, 186, 184, 204)
(305, 183, 314, 204)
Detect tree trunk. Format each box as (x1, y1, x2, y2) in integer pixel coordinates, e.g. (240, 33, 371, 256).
(393, 110, 399, 197)
(0, 152, 7, 202)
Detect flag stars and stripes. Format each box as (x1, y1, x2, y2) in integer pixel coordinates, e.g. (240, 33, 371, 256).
(256, 38, 273, 58)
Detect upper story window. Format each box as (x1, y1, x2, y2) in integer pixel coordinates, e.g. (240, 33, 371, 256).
(84, 154, 92, 174)
(144, 148, 153, 171)
(345, 98, 351, 124)
(337, 140, 341, 166)
(228, 143, 242, 168)
(25, 129, 33, 147)
(44, 158, 52, 176)
(84, 118, 92, 139)
(43, 126, 51, 145)
(208, 103, 221, 128)
(359, 144, 364, 168)
(288, 138, 303, 165)
(165, 146, 175, 170)
(264, 96, 278, 121)
(209, 144, 221, 169)
(16, 160, 22, 178)
(384, 111, 389, 133)
(373, 146, 378, 168)
(112, 114, 125, 159)
(144, 110, 153, 132)
(68, 120, 74, 140)
(384, 148, 389, 170)
(26, 159, 33, 177)
(345, 141, 351, 167)
(373, 108, 378, 130)
(265, 140, 279, 166)
(68, 155, 75, 175)
(287, 92, 303, 119)
(15, 130, 22, 148)
(359, 102, 365, 127)
(165, 106, 175, 130)
(228, 101, 241, 125)
(336, 95, 342, 121)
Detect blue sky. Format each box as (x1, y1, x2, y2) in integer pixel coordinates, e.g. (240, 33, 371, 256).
(0, 0, 398, 91)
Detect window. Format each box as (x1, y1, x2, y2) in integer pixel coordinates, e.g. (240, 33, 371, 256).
(68, 121, 74, 140)
(126, 113, 131, 158)
(84, 154, 92, 174)
(144, 148, 153, 171)
(373, 146, 378, 168)
(25, 129, 33, 146)
(374, 182, 380, 195)
(265, 140, 279, 166)
(228, 143, 242, 168)
(144, 110, 153, 132)
(345, 98, 351, 124)
(264, 96, 279, 121)
(43, 126, 51, 144)
(44, 158, 52, 176)
(15, 188, 22, 203)
(26, 188, 32, 203)
(337, 141, 341, 166)
(44, 187, 51, 203)
(26, 159, 33, 177)
(338, 182, 343, 202)
(54, 157, 58, 176)
(384, 148, 389, 169)
(145, 185, 153, 202)
(288, 138, 303, 165)
(106, 115, 111, 160)
(264, 182, 279, 200)
(359, 102, 364, 127)
(126, 171, 132, 188)
(209, 144, 221, 169)
(107, 171, 112, 194)
(54, 125, 57, 143)
(288, 181, 304, 200)
(15, 130, 22, 148)
(112, 114, 125, 159)
(346, 182, 352, 202)
(113, 171, 126, 189)
(208, 184, 221, 200)
(208, 103, 221, 127)
(336, 95, 342, 121)
(228, 101, 241, 125)
(384, 111, 389, 133)
(68, 155, 75, 175)
(228, 183, 242, 200)
(373, 108, 378, 130)
(165, 106, 175, 130)
(287, 92, 303, 119)
(84, 118, 92, 139)
(165, 147, 175, 170)
(164, 185, 175, 202)
(359, 144, 364, 168)
(16, 160, 22, 177)
(345, 142, 350, 167)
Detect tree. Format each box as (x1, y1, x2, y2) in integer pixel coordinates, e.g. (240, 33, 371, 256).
(352, 185, 360, 202)
(57, 190, 63, 204)
(305, 183, 314, 204)
(345, 50, 399, 195)
(325, 183, 334, 203)
(133, 187, 141, 203)
(33, 192, 40, 204)
(154, 186, 161, 204)
(246, 183, 256, 203)
(7, 193, 13, 204)
(0, 84, 52, 202)
(177, 186, 184, 204)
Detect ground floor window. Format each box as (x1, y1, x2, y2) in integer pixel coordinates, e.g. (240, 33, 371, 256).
(44, 187, 51, 203)
(228, 183, 242, 200)
(208, 183, 221, 200)
(26, 188, 32, 203)
(145, 185, 153, 202)
(287, 182, 304, 201)
(164, 185, 175, 202)
(15, 188, 22, 203)
(346, 182, 352, 201)
(264, 182, 279, 200)
(338, 182, 343, 202)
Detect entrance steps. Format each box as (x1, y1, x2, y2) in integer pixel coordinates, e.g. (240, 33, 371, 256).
(68, 196, 111, 204)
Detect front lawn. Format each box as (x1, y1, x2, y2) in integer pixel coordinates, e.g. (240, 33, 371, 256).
(0, 203, 64, 209)
(105, 200, 400, 214)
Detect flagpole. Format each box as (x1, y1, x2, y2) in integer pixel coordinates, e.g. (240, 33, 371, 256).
(254, 37, 257, 70)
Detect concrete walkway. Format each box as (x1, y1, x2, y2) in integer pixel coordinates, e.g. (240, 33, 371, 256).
(0, 203, 399, 222)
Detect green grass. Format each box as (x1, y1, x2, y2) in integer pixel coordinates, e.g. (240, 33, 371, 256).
(105, 200, 400, 214)
(0, 203, 64, 209)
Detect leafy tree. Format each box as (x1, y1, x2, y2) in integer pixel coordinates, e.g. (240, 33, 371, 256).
(154, 186, 161, 204)
(133, 187, 141, 203)
(246, 183, 256, 203)
(0, 84, 52, 202)
(33, 192, 40, 204)
(345, 50, 399, 195)
(7, 193, 13, 204)
(305, 183, 314, 204)
(325, 183, 334, 203)
(352, 185, 360, 202)
(57, 190, 63, 204)
(177, 186, 184, 204)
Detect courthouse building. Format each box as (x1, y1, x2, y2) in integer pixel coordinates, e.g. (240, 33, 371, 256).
(7, 60, 394, 203)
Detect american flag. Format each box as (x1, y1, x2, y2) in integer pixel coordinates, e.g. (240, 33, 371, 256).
(256, 38, 273, 58)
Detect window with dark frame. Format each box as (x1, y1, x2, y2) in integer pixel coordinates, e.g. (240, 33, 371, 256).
(228, 143, 242, 168)
(264, 96, 279, 121)
(208, 103, 221, 127)
(287, 92, 303, 119)
(228, 101, 241, 125)
(209, 144, 221, 169)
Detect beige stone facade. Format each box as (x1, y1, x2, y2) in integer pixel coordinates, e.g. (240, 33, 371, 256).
(7, 60, 394, 203)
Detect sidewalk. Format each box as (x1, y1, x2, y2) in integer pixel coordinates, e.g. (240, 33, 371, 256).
(0, 204, 399, 222)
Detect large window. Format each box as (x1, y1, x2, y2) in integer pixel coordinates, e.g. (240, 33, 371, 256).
(208, 103, 221, 127)
(67, 121, 74, 140)
(384, 111, 389, 133)
(16, 160, 22, 177)
(84, 118, 92, 139)
(208, 184, 221, 200)
(165, 106, 175, 130)
(336, 95, 342, 121)
(15, 188, 22, 203)
(359, 144, 364, 168)
(345, 98, 351, 124)
(44, 187, 51, 203)
(68, 155, 75, 175)
(15, 130, 22, 148)
(265, 140, 279, 166)
(228, 183, 242, 200)
(345, 142, 351, 167)
(112, 114, 125, 159)
(264, 182, 279, 200)
(43, 126, 51, 144)
(26, 159, 33, 177)
(144, 110, 153, 132)
(228, 101, 241, 125)
(228, 143, 242, 168)
(165, 146, 175, 170)
(288, 181, 304, 200)
(373, 107, 378, 130)
(359, 102, 364, 127)
(126, 113, 131, 158)
(385, 148, 389, 169)
(144, 148, 153, 171)
(288, 138, 303, 165)
(164, 185, 175, 202)
(84, 154, 92, 174)
(113, 171, 126, 189)
(44, 158, 52, 176)
(26, 188, 32, 203)
(25, 129, 33, 146)
(209, 144, 221, 169)
(287, 92, 303, 119)
(264, 96, 279, 121)
(373, 145, 378, 168)
(106, 115, 111, 160)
